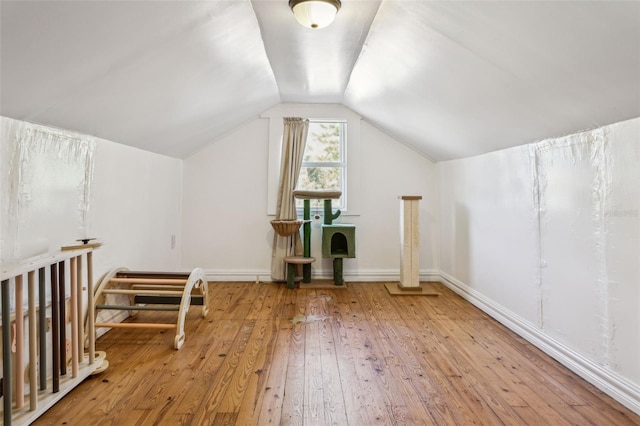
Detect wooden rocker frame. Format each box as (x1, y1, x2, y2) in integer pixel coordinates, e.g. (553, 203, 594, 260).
(90, 267, 208, 349)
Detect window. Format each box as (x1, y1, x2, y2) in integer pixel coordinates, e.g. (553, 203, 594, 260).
(265, 104, 361, 217)
(296, 120, 347, 209)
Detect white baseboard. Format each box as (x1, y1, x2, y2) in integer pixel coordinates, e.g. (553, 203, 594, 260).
(204, 269, 268, 282)
(439, 271, 640, 416)
(203, 268, 440, 283)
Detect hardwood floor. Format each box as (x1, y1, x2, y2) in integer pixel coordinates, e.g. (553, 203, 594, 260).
(34, 282, 639, 425)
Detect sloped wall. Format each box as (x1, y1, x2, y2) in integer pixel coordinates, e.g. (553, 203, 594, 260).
(438, 117, 640, 412)
(0, 116, 183, 283)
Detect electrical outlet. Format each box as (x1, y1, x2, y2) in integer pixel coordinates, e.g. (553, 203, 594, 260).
(46, 317, 52, 332)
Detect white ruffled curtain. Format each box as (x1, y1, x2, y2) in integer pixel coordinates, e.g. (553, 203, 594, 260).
(271, 117, 309, 281)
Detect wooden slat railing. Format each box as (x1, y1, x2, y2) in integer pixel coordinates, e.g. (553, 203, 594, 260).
(1, 245, 103, 425)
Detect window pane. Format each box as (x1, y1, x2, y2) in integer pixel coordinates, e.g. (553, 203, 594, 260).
(304, 123, 341, 163)
(298, 166, 342, 191)
(296, 166, 344, 209)
(296, 119, 346, 210)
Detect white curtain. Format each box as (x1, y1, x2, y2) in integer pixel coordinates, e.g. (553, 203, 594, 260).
(271, 117, 309, 281)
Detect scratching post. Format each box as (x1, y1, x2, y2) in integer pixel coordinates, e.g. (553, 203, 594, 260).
(321, 223, 355, 286)
(323, 199, 341, 224)
(302, 199, 312, 283)
(333, 258, 343, 286)
(399, 195, 421, 289)
(291, 189, 343, 288)
(386, 195, 439, 296)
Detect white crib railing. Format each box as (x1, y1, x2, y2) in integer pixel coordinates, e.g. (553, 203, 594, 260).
(1, 245, 103, 425)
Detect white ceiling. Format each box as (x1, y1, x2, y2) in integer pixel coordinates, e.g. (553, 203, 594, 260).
(1, 1, 639, 161)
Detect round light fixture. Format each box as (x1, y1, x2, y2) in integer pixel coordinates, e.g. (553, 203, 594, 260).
(289, 0, 342, 29)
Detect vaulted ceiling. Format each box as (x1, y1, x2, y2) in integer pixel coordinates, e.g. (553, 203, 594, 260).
(1, 1, 639, 161)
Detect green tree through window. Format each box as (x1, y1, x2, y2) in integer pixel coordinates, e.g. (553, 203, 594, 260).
(297, 120, 346, 209)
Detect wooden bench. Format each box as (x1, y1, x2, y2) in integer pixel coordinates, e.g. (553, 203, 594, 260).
(283, 256, 315, 289)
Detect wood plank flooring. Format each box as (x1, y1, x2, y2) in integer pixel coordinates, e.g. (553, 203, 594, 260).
(33, 282, 640, 425)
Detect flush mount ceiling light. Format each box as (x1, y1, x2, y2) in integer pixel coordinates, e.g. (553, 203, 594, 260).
(289, 0, 341, 29)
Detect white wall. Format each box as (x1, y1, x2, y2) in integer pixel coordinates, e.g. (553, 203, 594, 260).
(355, 121, 438, 279)
(438, 117, 640, 413)
(1, 116, 184, 383)
(90, 135, 183, 278)
(181, 105, 438, 281)
(1, 116, 183, 284)
(181, 118, 271, 279)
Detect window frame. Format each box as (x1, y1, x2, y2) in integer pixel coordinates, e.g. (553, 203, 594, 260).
(297, 119, 348, 211)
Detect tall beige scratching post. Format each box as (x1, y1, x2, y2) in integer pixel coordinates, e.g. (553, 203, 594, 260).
(385, 195, 439, 296)
(399, 195, 421, 288)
